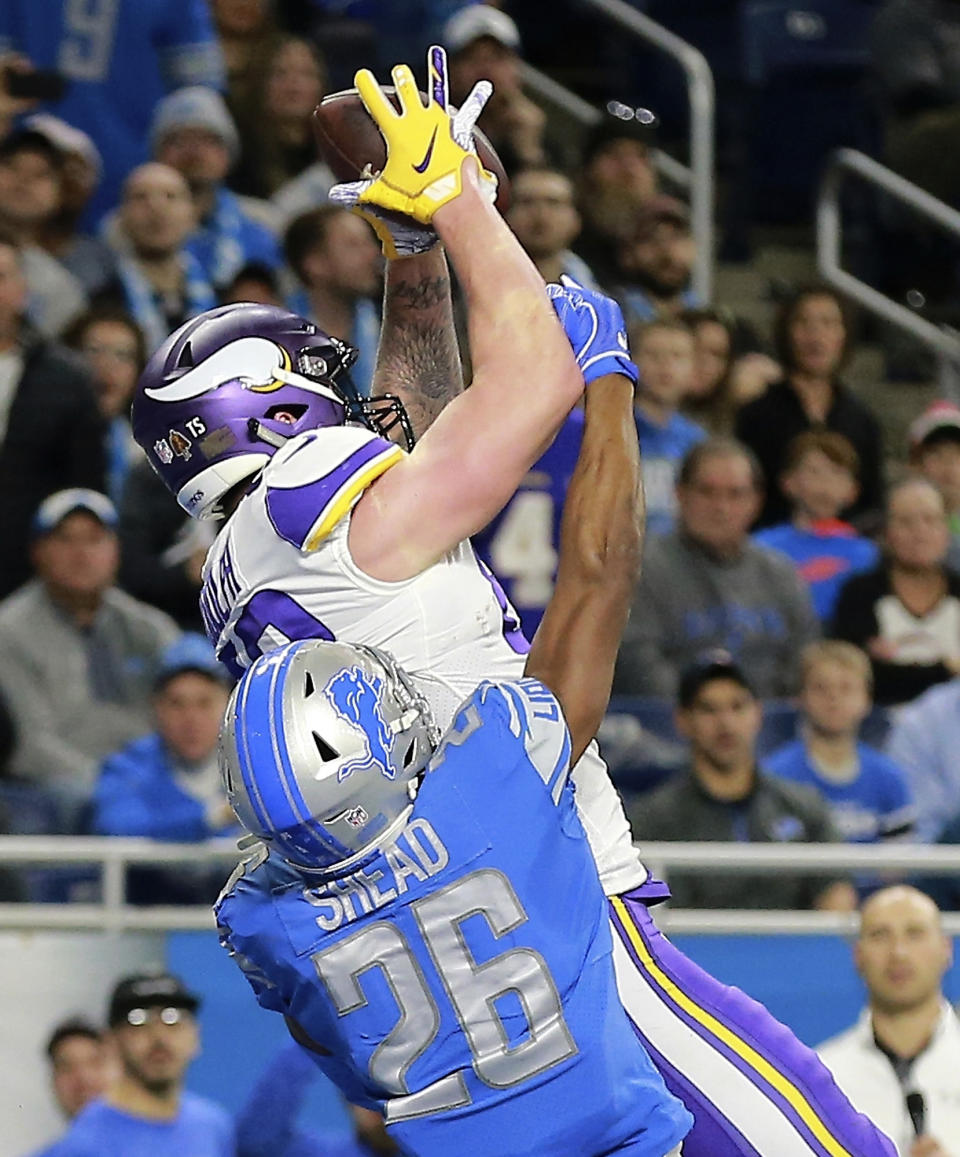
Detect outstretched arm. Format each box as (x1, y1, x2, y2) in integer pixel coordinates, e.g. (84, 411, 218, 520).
(371, 247, 464, 441)
(343, 48, 583, 579)
(524, 359, 643, 765)
(352, 162, 583, 578)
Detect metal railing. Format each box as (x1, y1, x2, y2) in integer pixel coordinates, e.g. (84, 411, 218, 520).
(2, 837, 960, 935)
(817, 147, 960, 393)
(520, 63, 692, 194)
(520, 0, 715, 301)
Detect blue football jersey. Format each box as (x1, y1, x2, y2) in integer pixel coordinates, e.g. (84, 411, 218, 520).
(0, 0, 224, 223)
(472, 411, 584, 641)
(217, 679, 690, 1157)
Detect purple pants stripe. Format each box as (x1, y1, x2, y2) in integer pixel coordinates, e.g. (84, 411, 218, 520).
(610, 902, 842, 1157)
(609, 892, 897, 1157)
(631, 1021, 763, 1156)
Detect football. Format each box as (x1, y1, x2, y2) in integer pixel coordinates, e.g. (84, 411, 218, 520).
(313, 87, 511, 212)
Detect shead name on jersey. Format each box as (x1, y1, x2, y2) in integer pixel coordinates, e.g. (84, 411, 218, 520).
(301, 818, 450, 932)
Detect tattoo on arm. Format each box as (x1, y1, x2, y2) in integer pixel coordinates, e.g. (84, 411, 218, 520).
(389, 276, 450, 312)
(373, 267, 464, 440)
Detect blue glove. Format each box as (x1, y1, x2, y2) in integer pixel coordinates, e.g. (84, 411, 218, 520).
(546, 275, 638, 387)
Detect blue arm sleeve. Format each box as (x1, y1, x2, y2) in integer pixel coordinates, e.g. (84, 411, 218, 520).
(476, 680, 572, 804)
(546, 278, 638, 386)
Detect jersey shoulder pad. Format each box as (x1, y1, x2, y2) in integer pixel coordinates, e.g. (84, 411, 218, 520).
(476, 678, 572, 804)
(215, 835, 269, 909)
(263, 427, 405, 552)
(215, 841, 288, 1013)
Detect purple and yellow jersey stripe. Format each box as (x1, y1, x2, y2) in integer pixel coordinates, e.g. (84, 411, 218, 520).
(264, 427, 405, 552)
(608, 895, 897, 1157)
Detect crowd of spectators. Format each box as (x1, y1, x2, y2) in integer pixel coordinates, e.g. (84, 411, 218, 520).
(1, 0, 960, 931)
(25, 887, 960, 1155)
(30, 969, 411, 1156)
(3, 5, 960, 1157)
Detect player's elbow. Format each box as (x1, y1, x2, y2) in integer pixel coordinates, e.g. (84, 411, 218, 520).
(576, 512, 643, 589)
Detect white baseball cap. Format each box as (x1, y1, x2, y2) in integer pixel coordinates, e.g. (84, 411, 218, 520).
(22, 114, 103, 184)
(443, 5, 521, 54)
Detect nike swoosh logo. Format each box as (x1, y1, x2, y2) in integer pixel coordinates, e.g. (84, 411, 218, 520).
(412, 128, 438, 174)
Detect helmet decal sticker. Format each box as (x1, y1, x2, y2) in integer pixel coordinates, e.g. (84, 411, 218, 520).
(323, 666, 395, 782)
(153, 438, 173, 465)
(199, 426, 236, 459)
(142, 336, 292, 402)
(169, 429, 192, 460)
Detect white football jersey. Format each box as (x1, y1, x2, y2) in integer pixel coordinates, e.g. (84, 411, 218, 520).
(201, 426, 645, 894)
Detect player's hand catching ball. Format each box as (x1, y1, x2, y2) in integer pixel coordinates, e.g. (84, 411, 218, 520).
(329, 45, 497, 225)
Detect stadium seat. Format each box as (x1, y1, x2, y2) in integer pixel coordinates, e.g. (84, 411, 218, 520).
(627, 0, 743, 145)
(0, 781, 65, 835)
(738, 0, 879, 223)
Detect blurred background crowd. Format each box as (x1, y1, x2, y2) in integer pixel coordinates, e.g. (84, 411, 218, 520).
(2, 0, 960, 922)
(7, 2, 960, 1155)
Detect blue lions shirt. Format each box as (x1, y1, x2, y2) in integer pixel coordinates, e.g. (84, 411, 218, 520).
(217, 679, 691, 1157)
(753, 520, 879, 622)
(40, 1093, 235, 1157)
(633, 407, 706, 537)
(765, 739, 916, 844)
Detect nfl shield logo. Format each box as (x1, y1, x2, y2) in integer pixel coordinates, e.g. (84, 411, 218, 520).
(153, 439, 174, 465)
(344, 806, 368, 828)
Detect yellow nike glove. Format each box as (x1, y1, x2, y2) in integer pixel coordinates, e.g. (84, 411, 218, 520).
(354, 44, 493, 224)
(350, 201, 439, 261)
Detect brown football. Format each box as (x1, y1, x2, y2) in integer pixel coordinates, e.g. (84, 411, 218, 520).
(313, 87, 511, 212)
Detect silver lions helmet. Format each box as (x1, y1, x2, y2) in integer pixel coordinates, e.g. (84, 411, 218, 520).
(220, 638, 439, 872)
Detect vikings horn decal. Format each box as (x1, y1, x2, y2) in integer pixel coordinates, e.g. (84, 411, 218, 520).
(142, 337, 295, 403)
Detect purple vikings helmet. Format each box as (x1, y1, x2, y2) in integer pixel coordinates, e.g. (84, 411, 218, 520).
(131, 304, 414, 520)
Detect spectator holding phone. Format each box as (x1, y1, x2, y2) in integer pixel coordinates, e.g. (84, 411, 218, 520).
(0, 0, 224, 223)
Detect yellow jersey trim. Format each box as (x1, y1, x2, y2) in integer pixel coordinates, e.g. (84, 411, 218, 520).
(303, 444, 404, 551)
